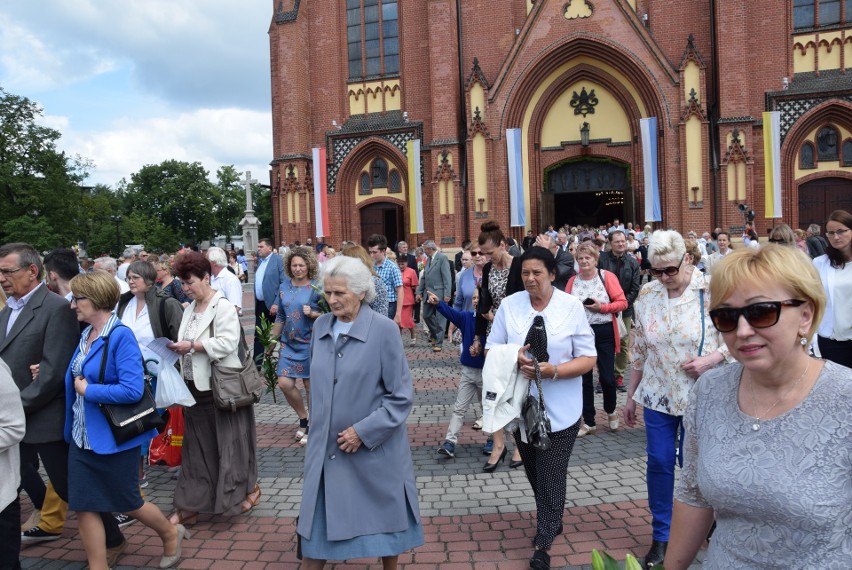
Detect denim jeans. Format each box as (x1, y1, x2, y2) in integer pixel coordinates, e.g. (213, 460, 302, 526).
(643, 407, 684, 541)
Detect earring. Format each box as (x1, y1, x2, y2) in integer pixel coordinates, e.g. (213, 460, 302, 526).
(799, 336, 808, 346)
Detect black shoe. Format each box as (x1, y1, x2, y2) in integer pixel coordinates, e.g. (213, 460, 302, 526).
(644, 540, 667, 568)
(114, 513, 136, 528)
(529, 549, 550, 570)
(21, 527, 62, 543)
(482, 447, 507, 473)
(509, 459, 524, 469)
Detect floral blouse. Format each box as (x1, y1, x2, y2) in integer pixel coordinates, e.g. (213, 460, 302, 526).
(630, 269, 729, 416)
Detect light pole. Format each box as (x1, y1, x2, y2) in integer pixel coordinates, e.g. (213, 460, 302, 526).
(109, 215, 122, 256)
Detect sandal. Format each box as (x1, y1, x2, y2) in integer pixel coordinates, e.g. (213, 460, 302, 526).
(168, 510, 198, 526)
(241, 484, 262, 513)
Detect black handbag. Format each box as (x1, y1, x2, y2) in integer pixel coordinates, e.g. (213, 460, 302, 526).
(521, 316, 552, 450)
(98, 326, 165, 445)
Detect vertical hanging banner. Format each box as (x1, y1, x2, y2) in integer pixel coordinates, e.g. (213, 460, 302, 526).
(506, 128, 526, 227)
(406, 139, 424, 234)
(640, 117, 662, 222)
(312, 147, 330, 238)
(763, 111, 782, 219)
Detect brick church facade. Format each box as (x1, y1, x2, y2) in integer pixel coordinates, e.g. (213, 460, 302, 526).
(267, 0, 852, 248)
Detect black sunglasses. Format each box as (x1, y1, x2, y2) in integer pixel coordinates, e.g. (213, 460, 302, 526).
(470, 251, 483, 256)
(649, 255, 684, 277)
(709, 299, 805, 333)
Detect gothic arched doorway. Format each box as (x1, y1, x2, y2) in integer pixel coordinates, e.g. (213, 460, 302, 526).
(359, 201, 404, 248)
(541, 158, 632, 228)
(798, 177, 852, 229)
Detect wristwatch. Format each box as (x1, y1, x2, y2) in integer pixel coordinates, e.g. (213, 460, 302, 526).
(552, 366, 559, 381)
(188, 343, 196, 355)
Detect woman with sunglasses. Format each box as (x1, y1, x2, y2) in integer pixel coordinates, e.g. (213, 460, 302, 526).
(623, 230, 728, 568)
(812, 209, 852, 368)
(664, 245, 851, 569)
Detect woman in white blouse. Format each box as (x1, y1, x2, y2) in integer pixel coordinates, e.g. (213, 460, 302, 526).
(813, 209, 852, 368)
(622, 231, 728, 568)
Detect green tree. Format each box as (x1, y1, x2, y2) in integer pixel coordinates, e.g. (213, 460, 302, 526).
(215, 165, 246, 239)
(0, 87, 90, 250)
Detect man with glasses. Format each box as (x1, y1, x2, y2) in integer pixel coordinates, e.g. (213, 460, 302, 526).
(0, 243, 93, 545)
(598, 230, 641, 391)
(367, 234, 404, 325)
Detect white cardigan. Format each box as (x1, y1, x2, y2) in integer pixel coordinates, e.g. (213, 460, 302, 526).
(177, 291, 242, 391)
(0, 358, 25, 511)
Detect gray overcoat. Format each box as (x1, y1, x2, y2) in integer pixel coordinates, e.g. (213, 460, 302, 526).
(297, 303, 420, 541)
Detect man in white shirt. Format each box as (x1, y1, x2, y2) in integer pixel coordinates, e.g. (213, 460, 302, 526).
(207, 247, 243, 314)
(93, 256, 130, 294)
(115, 247, 138, 281)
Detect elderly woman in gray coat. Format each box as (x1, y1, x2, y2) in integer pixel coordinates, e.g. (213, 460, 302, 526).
(297, 256, 423, 569)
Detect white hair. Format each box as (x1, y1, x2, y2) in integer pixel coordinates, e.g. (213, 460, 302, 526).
(206, 246, 228, 268)
(94, 256, 118, 272)
(647, 230, 686, 265)
(321, 256, 376, 304)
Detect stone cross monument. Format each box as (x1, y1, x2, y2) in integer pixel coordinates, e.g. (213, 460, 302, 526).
(238, 171, 259, 283)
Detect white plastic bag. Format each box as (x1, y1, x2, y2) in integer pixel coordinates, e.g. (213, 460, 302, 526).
(155, 360, 196, 408)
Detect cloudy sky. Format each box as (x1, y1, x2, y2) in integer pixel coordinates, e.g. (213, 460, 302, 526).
(0, 1, 274, 187)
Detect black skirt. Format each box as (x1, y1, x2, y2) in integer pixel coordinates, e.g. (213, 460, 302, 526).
(68, 444, 143, 513)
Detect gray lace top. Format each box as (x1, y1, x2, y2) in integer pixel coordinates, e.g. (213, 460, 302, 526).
(675, 360, 852, 569)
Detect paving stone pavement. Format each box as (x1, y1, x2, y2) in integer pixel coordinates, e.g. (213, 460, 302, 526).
(19, 292, 705, 569)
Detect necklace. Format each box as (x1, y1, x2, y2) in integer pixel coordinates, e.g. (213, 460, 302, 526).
(747, 360, 811, 431)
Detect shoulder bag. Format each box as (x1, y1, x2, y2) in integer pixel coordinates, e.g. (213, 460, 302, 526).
(208, 305, 264, 412)
(98, 326, 165, 445)
(598, 269, 628, 338)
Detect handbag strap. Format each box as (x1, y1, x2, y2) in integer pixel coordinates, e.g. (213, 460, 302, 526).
(530, 358, 546, 409)
(206, 301, 251, 362)
(97, 324, 148, 384)
(698, 289, 705, 357)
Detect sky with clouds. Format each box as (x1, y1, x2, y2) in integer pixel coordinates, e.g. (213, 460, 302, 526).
(0, 1, 273, 187)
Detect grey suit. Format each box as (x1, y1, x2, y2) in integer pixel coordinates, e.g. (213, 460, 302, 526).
(553, 246, 576, 290)
(416, 251, 452, 345)
(0, 284, 79, 444)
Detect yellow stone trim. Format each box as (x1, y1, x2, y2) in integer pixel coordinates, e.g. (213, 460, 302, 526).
(541, 81, 631, 146)
(683, 61, 700, 103)
(472, 133, 489, 212)
(685, 115, 703, 203)
(348, 79, 401, 116)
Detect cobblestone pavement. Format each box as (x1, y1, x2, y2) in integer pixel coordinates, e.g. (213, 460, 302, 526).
(20, 291, 705, 569)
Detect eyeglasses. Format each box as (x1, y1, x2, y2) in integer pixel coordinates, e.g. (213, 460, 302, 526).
(649, 256, 684, 277)
(768, 238, 787, 244)
(709, 299, 805, 333)
(470, 251, 483, 256)
(70, 295, 88, 304)
(825, 229, 849, 238)
(0, 266, 27, 277)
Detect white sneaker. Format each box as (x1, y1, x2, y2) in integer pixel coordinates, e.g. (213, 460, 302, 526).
(298, 433, 308, 446)
(608, 414, 620, 431)
(577, 424, 596, 438)
(472, 418, 484, 430)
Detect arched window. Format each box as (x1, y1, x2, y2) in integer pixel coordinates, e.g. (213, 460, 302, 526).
(842, 139, 852, 167)
(816, 126, 840, 161)
(800, 141, 816, 169)
(347, 0, 399, 80)
(371, 158, 388, 187)
(389, 169, 401, 193)
(359, 172, 372, 195)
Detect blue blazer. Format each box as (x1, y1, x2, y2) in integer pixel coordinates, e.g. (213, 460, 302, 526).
(258, 253, 286, 308)
(63, 323, 156, 454)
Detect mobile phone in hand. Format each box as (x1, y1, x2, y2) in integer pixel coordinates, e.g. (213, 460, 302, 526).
(583, 298, 594, 306)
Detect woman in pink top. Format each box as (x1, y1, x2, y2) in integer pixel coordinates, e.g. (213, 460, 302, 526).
(397, 257, 419, 344)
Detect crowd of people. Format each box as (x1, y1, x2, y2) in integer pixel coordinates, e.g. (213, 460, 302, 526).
(0, 208, 849, 570)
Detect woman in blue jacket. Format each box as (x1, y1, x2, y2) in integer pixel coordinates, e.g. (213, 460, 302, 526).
(65, 271, 187, 570)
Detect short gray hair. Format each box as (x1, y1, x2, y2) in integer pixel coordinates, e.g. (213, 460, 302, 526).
(94, 256, 118, 273)
(122, 247, 139, 259)
(206, 246, 228, 268)
(647, 230, 686, 265)
(422, 240, 438, 251)
(321, 256, 376, 304)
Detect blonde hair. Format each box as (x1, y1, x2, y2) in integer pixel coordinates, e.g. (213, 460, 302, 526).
(709, 245, 825, 341)
(574, 242, 599, 261)
(341, 244, 378, 276)
(70, 271, 120, 311)
(647, 230, 686, 265)
(684, 239, 702, 264)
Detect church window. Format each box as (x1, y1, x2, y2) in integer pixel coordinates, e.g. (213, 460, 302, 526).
(371, 158, 389, 187)
(389, 170, 401, 193)
(816, 126, 839, 161)
(347, 0, 399, 81)
(842, 139, 852, 166)
(793, 0, 850, 28)
(359, 172, 372, 195)
(800, 142, 815, 169)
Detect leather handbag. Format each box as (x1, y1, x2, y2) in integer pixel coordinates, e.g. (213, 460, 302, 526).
(98, 326, 165, 445)
(521, 315, 552, 450)
(208, 311, 264, 412)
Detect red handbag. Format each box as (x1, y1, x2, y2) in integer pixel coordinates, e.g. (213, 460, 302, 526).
(148, 407, 184, 467)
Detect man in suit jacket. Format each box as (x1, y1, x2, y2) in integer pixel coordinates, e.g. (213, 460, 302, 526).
(415, 241, 452, 351)
(535, 232, 575, 290)
(0, 243, 126, 550)
(253, 238, 286, 366)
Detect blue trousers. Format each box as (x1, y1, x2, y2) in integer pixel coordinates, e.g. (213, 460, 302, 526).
(643, 407, 684, 541)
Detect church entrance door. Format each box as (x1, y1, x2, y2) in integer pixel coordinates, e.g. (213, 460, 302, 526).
(360, 202, 404, 247)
